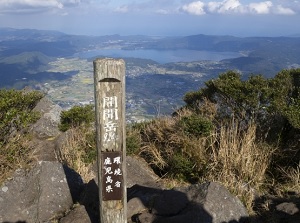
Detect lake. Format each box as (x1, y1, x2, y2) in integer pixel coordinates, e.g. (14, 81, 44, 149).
(74, 48, 242, 64)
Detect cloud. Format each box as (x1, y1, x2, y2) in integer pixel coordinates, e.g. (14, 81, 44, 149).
(216, 0, 242, 13)
(274, 5, 296, 15)
(181, 0, 297, 15)
(248, 1, 273, 14)
(181, 1, 206, 15)
(0, 0, 92, 14)
(1, 0, 297, 16)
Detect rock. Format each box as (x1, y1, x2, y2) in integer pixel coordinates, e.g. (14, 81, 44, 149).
(0, 154, 249, 223)
(276, 202, 299, 215)
(273, 201, 300, 223)
(78, 179, 100, 222)
(126, 156, 163, 188)
(29, 137, 58, 161)
(60, 205, 93, 223)
(129, 182, 249, 223)
(202, 182, 249, 223)
(192, 182, 248, 223)
(30, 97, 62, 138)
(151, 189, 189, 215)
(0, 161, 84, 223)
(127, 197, 147, 219)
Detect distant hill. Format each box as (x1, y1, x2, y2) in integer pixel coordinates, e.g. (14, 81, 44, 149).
(0, 50, 73, 89)
(0, 51, 52, 66)
(0, 27, 66, 40)
(1, 27, 300, 91)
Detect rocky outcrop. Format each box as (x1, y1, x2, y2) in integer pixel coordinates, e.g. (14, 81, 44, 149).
(0, 161, 83, 223)
(30, 96, 62, 139)
(127, 181, 249, 223)
(0, 155, 250, 223)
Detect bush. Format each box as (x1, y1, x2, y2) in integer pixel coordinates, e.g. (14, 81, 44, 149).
(179, 114, 213, 137)
(126, 128, 142, 155)
(0, 89, 43, 144)
(0, 89, 43, 183)
(168, 152, 198, 182)
(59, 105, 95, 132)
(56, 127, 96, 182)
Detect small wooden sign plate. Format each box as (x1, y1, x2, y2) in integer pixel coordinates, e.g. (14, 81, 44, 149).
(101, 151, 123, 201)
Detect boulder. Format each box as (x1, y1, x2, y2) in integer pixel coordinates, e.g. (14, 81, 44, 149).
(128, 182, 249, 223)
(0, 161, 83, 223)
(59, 205, 93, 223)
(30, 97, 62, 138)
(59, 156, 249, 223)
(193, 182, 248, 223)
(126, 156, 163, 188)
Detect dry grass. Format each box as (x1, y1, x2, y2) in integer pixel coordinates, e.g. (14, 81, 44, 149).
(277, 163, 300, 195)
(0, 134, 35, 184)
(139, 116, 179, 170)
(134, 111, 278, 214)
(56, 127, 96, 183)
(205, 120, 275, 213)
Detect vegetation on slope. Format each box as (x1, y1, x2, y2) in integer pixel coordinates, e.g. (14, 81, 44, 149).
(0, 89, 44, 182)
(56, 69, 300, 216)
(126, 68, 300, 213)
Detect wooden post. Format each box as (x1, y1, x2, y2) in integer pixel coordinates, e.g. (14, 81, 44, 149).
(93, 58, 127, 223)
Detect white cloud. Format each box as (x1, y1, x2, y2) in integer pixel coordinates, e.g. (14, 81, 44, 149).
(207, 1, 222, 12)
(0, 0, 93, 14)
(217, 0, 242, 13)
(1, 0, 63, 8)
(248, 1, 273, 14)
(274, 5, 295, 15)
(181, 1, 206, 15)
(0, 0, 298, 16)
(181, 0, 298, 15)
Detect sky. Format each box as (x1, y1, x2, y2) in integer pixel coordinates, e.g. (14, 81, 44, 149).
(0, 0, 299, 37)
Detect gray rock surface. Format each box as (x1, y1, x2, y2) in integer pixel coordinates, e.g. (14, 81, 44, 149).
(0, 153, 250, 223)
(126, 156, 163, 188)
(0, 161, 83, 223)
(202, 182, 249, 223)
(127, 182, 248, 223)
(31, 97, 62, 138)
(59, 205, 92, 223)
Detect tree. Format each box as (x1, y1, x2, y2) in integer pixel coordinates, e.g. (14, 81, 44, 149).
(59, 105, 95, 132)
(184, 71, 270, 121)
(183, 69, 300, 140)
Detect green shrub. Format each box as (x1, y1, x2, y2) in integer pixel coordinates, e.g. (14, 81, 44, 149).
(0, 89, 43, 144)
(56, 127, 96, 182)
(168, 152, 198, 182)
(126, 129, 142, 155)
(82, 129, 97, 164)
(0, 89, 43, 183)
(179, 115, 213, 137)
(59, 105, 95, 132)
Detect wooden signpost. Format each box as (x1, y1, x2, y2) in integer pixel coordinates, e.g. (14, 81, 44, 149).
(93, 58, 127, 223)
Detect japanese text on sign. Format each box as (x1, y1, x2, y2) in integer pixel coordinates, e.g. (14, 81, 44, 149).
(102, 152, 123, 200)
(103, 96, 119, 143)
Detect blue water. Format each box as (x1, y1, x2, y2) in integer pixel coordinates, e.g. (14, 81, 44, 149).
(74, 48, 241, 63)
